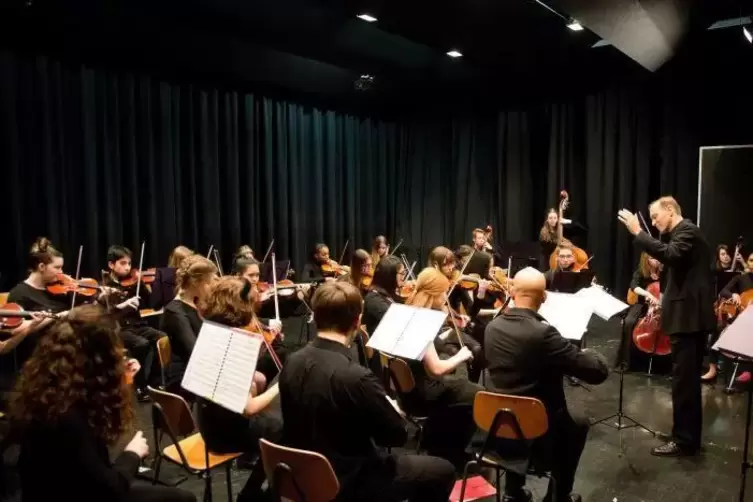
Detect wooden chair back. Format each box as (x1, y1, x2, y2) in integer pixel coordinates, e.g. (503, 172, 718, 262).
(259, 438, 339, 502)
(473, 391, 548, 440)
(359, 325, 374, 360)
(148, 386, 197, 438)
(381, 354, 416, 394)
(0, 293, 8, 307)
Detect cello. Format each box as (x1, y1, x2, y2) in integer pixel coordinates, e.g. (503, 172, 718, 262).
(632, 281, 671, 356)
(549, 190, 590, 271)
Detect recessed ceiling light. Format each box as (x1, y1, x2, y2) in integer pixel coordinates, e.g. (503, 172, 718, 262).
(744, 26, 752, 44)
(446, 50, 463, 58)
(357, 13, 377, 22)
(567, 20, 584, 31)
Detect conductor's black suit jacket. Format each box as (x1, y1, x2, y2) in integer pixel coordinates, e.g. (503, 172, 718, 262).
(634, 219, 715, 335)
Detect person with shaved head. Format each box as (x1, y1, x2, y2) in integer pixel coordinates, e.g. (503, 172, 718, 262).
(483, 267, 608, 502)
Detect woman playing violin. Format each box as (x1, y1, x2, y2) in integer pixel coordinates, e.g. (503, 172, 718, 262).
(301, 243, 346, 282)
(615, 252, 662, 371)
(370, 235, 389, 269)
(427, 246, 473, 315)
(399, 267, 482, 468)
(340, 249, 373, 295)
(161, 255, 217, 387)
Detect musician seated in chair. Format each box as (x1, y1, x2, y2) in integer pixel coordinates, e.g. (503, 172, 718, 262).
(484, 267, 609, 502)
(543, 243, 576, 289)
(714, 251, 753, 383)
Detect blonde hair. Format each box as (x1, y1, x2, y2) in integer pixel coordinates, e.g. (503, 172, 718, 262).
(168, 246, 194, 268)
(406, 268, 449, 311)
(651, 196, 682, 216)
(176, 255, 217, 291)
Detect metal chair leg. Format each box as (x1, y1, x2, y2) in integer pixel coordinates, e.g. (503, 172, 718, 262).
(225, 463, 233, 502)
(152, 455, 163, 485)
(203, 470, 213, 502)
(458, 460, 477, 502)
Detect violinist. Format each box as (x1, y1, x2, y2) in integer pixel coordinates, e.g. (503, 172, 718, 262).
(232, 257, 285, 383)
(104, 245, 168, 401)
(401, 267, 481, 469)
(301, 243, 340, 282)
(539, 208, 559, 270)
(0, 313, 47, 355)
(340, 249, 373, 295)
(235, 245, 255, 262)
(427, 246, 472, 314)
(616, 253, 661, 371)
(370, 235, 389, 269)
(149, 245, 194, 311)
(196, 276, 282, 502)
(161, 255, 217, 386)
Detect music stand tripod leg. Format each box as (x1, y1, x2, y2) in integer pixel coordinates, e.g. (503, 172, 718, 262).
(739, 387, 752, 502)
(591, 365, 656, 435)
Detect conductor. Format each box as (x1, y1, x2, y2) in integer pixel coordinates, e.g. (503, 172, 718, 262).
(618, 196, 714, 457)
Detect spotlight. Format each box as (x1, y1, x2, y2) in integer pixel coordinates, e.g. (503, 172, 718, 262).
(357, 13, 377, 22)
(744, 26, 752, 44)
(446, 50, 463, 58)
(567, 19, 584, 31)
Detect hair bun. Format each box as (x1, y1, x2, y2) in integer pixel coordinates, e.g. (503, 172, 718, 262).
(32, 237, 51, 253)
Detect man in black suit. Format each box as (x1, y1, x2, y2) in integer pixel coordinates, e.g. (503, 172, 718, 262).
(484, 267, 609, 502)
(618, 196, 715, 456)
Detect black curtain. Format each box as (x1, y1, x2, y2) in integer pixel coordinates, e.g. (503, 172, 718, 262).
(2, 48, 751, 295)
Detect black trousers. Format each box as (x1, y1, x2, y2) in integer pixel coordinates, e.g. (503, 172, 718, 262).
(503, 409, 589, 501)
(338, 454, 456, 502)
(129, 481, 196, 502)
(670, 333, 705, 450)
(120, 325, 164, 389)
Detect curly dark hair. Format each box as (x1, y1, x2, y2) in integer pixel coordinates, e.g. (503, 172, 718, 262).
(10, 304, 134, 445)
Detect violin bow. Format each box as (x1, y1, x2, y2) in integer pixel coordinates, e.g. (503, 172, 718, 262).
(261, 240, 275, 264)
(70, 245, 84, 310)
(212, 249, 224, 276)
(206, 244, 214, 259)
(338, 238, 350, 266)
(135, 242, 146, 301)
(271, 253, 281, 323)
(389, 239, 403, 256)
(446, 250, 475, 300)
(637, 211, 652, 236)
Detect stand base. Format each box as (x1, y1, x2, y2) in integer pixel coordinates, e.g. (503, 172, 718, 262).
(592, 412, 656, 435)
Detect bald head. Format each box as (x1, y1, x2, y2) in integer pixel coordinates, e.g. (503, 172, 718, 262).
(512, 267, 547, 310)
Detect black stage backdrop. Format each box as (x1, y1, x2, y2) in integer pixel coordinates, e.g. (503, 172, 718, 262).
(1, 46, 751, 294)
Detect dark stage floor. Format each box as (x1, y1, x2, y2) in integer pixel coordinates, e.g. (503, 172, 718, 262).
(2, 316, 752, 502)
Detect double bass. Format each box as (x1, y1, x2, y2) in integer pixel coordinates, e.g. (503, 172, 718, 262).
(549, 190, 590, 271)
(632, 281, 671, 356)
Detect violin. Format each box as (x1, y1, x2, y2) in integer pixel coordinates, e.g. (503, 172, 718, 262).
(632, 282, 671, 356)
(120, 268, 156, 288)
(321, 260, 349, 278)
(398, 280, 416, 299)
(245, 317, 283, 372)
(0, 304, 56, 330)
(47, 274, 102, 297)
(549, 191, 590, 271)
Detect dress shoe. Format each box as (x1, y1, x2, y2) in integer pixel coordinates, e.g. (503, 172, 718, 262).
(651, 441, 698, 457)
(701, 365, 717, 383)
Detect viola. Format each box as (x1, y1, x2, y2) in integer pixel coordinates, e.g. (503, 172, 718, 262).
(47, 274, 102, 297)
(0, 303, 56, 330)
(120, 268, 156, 288)
(631, 282, 671, 356)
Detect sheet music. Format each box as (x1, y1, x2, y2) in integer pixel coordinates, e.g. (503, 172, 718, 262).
(367, 303, 447, 360)
(181, 321, 262, 414)
(713, 307, 753, 360)
(575, 286, 629, 320)
(537, 292, 594, 341)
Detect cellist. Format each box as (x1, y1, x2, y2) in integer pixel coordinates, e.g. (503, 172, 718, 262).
(615, 252, 661, 371)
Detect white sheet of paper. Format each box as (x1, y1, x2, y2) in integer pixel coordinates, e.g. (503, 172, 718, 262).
(537, 292, 594, 341)
(181, 321, 262, 415)
(713, 307, 753, 360)
(575, 286, 629, 320)
(212, 329, 263, 415)
(367, 303, 447, 360)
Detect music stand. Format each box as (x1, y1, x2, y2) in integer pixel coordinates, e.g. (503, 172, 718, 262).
(550, 270, 594, 294)
(712, 308, 753, 502)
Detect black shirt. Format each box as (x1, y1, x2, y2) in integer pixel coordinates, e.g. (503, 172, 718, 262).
(720, 273, 753, 298)
(7, 282, 71, 314)
(19, 406, 141, 501)
(279, 338, 407, 498)
(362, 289, 393, 338)
(484, 307, 608, 416)
(301, 262, 325, 282)
(160, 299, 202, 364)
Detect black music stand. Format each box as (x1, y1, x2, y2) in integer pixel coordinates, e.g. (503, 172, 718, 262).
(550, 270, 594, 294)
(712, 308, 753, 502)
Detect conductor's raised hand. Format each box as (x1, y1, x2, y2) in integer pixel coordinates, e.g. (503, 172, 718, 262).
(617, 209, 641, 235)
